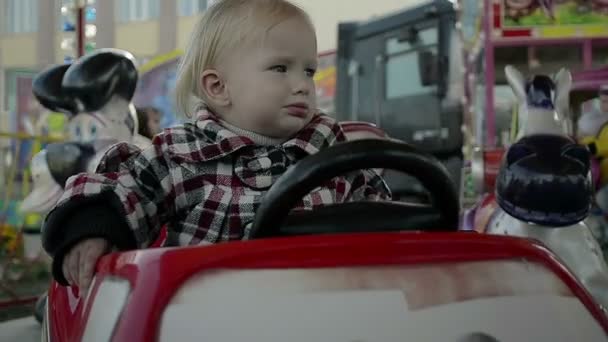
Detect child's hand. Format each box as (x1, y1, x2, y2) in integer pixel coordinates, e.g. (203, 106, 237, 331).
(62, 238, 110, 291)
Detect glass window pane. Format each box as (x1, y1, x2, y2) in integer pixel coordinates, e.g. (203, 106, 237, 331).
(5, 0, 12, 32)
(16, 0, 24, 32)
(116, 0, 129, 23)
(386, 37, 412, 55)
(178, 0, 206, 16)
(150, 0, 160, 18)
(17, 0, 23, 32)
(418, 27, 437, 45)
(22, 0, 29, 32)
(135, 0, 142, 20)
(30, 0, 38, 32)
(10, 1, 15, 32)
(187, 0, 194, 15)
(385, 47, 437, 99)
(386, 53, 419, 99)
(386, 27, 437, 55)
(177, 0, 188, 16)
(10, 0, 17, 32)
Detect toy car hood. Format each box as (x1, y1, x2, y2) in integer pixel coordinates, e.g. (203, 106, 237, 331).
(45, 233, 608, 342)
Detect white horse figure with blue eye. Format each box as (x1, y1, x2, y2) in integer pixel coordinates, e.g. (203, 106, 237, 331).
(479, 65, 608, 311)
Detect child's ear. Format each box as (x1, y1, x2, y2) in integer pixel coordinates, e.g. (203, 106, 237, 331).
(200, 70, 230, 107)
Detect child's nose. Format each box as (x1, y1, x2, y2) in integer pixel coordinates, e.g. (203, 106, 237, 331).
(291, 76, 311, 95)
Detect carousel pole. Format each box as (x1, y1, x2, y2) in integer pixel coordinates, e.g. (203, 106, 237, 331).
(75, 0, 87, 57)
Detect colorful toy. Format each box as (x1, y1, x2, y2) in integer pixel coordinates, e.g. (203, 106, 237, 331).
(20, 63, 76, 214)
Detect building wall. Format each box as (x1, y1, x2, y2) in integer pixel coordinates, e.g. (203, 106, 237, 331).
(0, 0, 425, 70)
(176, 15, 199, 51)
(115, 21, 160, 57)
(0, 34, 37, 68)
(0, 0, 427, 129)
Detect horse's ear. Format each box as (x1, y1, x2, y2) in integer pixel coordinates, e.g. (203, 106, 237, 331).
(505, 65, 527, 103)
(554, 68, 572, 118)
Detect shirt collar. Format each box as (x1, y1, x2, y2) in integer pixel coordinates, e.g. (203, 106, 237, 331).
(167, 110, 346, 163)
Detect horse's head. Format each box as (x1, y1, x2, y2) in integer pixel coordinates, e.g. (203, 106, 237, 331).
(32, 63, 78, 115)
(496, 66, 593, 227)
(23, 49, 141, 215)
(32, 49, 140, 144)
(62, 48, 139, 143)
(506, 65, 572, 140)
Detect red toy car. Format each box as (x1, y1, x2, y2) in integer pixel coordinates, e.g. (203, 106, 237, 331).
(42, 140, 608, 341)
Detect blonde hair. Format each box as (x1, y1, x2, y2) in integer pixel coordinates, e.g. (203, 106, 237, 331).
(174, 0, 313, 117)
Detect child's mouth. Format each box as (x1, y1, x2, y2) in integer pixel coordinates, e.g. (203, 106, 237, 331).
(285, 103, 309, 117)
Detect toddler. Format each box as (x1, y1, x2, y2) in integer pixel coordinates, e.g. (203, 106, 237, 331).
(42, 0, 391, 291)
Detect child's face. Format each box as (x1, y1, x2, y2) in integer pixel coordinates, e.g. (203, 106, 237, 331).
(221, 16, 318, 138)
(147, 109, 162, 135)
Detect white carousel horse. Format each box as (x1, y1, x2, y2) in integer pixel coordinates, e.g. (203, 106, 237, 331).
(21, 49, 149, 214)
(480, 65, 608, 310)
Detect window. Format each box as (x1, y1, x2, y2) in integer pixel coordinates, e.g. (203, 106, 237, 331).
(384, 27, 438, 99)
(178, 0, 207, 16)
(3, 0, 38, 33)
(116, 0, 160, 23)
(59, 0, 96, 30)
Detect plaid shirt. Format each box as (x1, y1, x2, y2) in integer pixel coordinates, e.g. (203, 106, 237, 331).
(49, 111, 391, 247)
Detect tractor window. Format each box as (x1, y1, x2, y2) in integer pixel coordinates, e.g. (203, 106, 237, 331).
(385, 27, 438, 99)
(385, 47, 438, 99)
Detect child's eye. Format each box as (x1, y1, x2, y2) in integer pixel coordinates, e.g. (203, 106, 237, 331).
(270, 65, 287, 73)
(305, 68, 317, 78)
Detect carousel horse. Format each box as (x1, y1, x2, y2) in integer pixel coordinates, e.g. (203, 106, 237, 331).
(21, 49, 145, 214)
(467, 65, 608, 310)
(62, 48, 144, 146)
(21, 63, 79, 214)
(22, 49, 144, 324)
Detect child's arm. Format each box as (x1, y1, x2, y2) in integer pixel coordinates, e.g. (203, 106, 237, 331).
(345, 169, 392, 201)
(42, 136, 176, 286)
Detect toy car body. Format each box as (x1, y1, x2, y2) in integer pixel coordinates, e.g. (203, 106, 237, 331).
(43, 232, 608, 341)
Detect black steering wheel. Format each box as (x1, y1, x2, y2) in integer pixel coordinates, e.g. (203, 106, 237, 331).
(249, 139, 459, 239)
